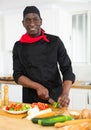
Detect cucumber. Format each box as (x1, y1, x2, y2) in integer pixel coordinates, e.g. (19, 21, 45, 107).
(53, 102, 59, 108)
(31, 117, 45, 124)
(31, 115, 64, 124)
(38, 115, 73, 126)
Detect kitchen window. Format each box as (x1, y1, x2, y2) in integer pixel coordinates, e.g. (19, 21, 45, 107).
(72, 11, 91, 64)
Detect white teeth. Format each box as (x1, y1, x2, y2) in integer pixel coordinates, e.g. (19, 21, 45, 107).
(30, 28, 35, 31)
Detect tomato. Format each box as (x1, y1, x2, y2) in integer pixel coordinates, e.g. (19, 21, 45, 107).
(14, 104, 23, 111)
(31, 103, 38, 108)
(31, 102, 49, 110)
(5, 106, 9, 110)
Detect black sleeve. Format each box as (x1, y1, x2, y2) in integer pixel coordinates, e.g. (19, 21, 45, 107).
(12, 42, 23, 83)
(57, 38, 75, 83)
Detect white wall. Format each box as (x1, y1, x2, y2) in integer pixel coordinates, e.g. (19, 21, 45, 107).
(73, 64, 91, 81)
(0, 51, 13, 76)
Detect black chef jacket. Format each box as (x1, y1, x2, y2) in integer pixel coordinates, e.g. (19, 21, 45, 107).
(13, 33, 75, 103)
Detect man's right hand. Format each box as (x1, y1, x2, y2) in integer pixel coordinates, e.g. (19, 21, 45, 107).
(36, 85, 49, 100)
(18, 75, 49, 100)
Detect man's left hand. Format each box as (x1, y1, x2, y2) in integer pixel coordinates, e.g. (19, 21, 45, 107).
(58, 94, 70, 107)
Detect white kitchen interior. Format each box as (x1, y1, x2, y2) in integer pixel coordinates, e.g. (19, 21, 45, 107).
(0, 0, 91, 109)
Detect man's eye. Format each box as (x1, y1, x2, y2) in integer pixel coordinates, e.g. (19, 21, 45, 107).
(24, 18, 40, 24)
(25, 19, 30, 22)
(33, 18, 39, 22)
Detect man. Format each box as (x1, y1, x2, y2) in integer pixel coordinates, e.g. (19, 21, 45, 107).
(13, 6, 75, 107)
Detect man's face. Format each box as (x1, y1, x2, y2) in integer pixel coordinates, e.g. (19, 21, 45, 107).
(22, 13, 42, 37)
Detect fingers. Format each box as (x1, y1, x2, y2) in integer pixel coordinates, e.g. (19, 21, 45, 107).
(58, 94, 70, 107)
(37, 86, 49, 100)
(38, 93, 49, 100)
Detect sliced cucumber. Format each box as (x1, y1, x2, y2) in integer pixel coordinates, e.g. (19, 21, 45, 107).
(53, 102, 59, 108)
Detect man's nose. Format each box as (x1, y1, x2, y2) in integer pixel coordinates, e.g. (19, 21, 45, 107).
(30, 20, 35, 26)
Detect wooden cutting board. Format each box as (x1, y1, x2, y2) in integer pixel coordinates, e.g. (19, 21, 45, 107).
(50, 105, 67, 115)
(0, 109, 27, 118)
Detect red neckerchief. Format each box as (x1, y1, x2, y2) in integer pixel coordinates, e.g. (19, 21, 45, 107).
(20, 29, 49, 43)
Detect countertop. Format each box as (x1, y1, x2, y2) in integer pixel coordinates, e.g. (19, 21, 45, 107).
(0, 106, 70, 130)
(0, 115, 56, 130)
(0, 80, 91, 89)
(0, 80, 16, 84)
(72, 81, 91, 89)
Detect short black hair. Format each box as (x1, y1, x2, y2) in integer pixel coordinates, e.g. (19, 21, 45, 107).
(23, 6, 41, 18)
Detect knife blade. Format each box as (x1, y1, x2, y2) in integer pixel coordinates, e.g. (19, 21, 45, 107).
(48, 97, 55, 105)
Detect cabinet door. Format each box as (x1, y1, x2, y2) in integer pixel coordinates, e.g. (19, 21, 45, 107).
(86, 90, 91, 109)
(69, 88, 88, 110)
(8, 85, 22, 102)
(1, 84, 22, 102)
(88, 90, 91, 104)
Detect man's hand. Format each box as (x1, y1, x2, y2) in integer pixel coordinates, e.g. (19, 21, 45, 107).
(58, 80, 72, 107)
(36, 85, 49, 100)
(58, 93, 70, 107)
(18, 75, 49, 100)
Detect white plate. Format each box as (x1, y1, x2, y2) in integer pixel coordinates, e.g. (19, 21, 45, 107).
(3, 106, 28, 114)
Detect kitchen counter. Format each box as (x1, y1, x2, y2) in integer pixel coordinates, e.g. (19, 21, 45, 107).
(0, 106, 70, 130)
(0, 115, 56, 130)
(0, 102, 90, 130)
(72, 81, 91, 89)
(0, 80, 16, 84)
(0, 80, 91, 89)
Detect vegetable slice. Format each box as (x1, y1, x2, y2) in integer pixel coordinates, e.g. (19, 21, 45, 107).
(53, 102, 59, 108)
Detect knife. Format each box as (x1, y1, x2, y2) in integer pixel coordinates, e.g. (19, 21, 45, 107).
(48, 97, 56, 105)
(48, 97, 60, 108)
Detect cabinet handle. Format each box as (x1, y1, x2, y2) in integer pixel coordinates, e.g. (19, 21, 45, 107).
(87, 92, 89, 104)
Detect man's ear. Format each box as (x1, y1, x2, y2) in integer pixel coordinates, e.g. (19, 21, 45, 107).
(40, 18, 42, 26)
(22, 20, 25, 27)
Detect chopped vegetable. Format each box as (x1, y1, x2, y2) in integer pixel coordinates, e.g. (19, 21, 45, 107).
(53, 102, 60, 108)
(69, 111, 80, 119)
(5, 102, 31, 111)
(27, 108, 52, 120)
(31, 102, 49, 110)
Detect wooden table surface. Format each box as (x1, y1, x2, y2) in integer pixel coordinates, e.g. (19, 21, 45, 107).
(0, 106, 70, 130)
(0, 115, 61, 130)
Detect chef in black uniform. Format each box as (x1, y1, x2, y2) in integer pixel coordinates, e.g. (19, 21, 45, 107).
(13, 6, 75, 107)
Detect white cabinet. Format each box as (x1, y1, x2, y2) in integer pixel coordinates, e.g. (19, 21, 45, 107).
(69, 88, 91, 110)
(86, 91, 91, 109)
(8, 85, 22, 102)
(1, 84, 22, 103)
